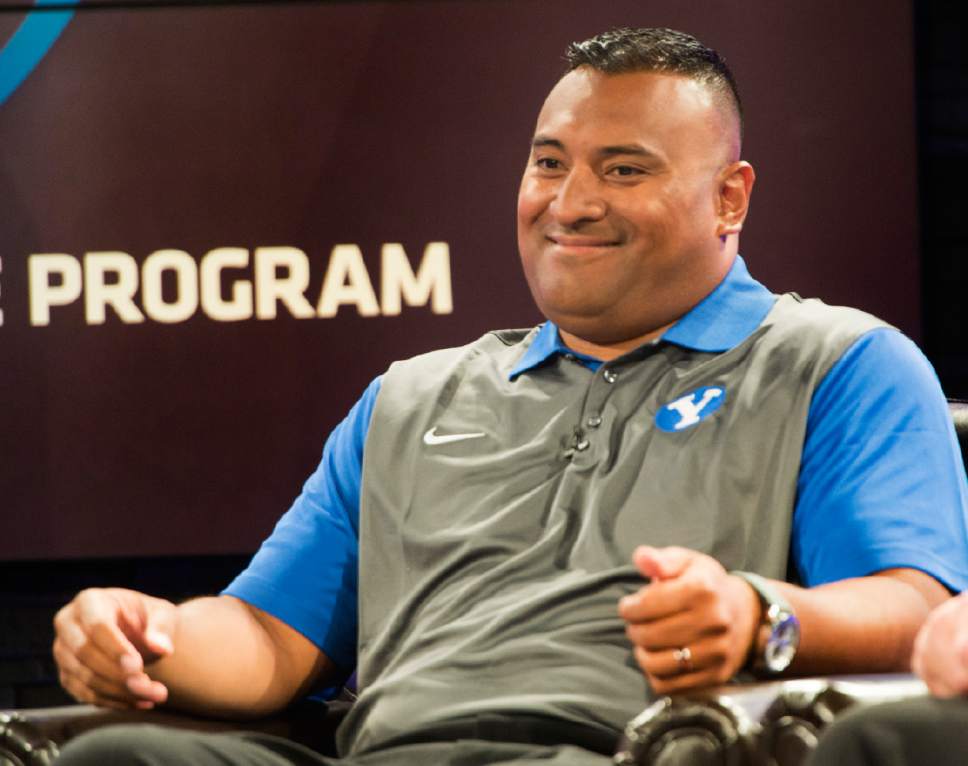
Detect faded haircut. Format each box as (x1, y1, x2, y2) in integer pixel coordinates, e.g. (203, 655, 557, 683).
(565, 27, 743, 140)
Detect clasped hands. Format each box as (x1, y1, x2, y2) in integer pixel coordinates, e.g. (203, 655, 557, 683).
(619, 545, 762, 694)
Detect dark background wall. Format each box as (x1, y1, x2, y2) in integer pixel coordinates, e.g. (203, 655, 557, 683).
(917, 2, 968, 398)
(1, 0, 965, 708)
(0, 0, 924, 563)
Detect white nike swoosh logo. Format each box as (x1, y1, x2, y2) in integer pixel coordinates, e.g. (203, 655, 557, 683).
(423, 427, 486, 446)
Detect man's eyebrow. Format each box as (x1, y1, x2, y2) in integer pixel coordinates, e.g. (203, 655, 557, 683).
(530, 135, 563, 150)
(599, 144, 660, 159)
(529, 136, 661, 160)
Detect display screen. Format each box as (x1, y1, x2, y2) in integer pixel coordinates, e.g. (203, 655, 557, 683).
(0, 0, 919, 559)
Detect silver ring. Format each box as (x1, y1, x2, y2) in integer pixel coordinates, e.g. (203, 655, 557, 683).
(672, 646, 692, 671)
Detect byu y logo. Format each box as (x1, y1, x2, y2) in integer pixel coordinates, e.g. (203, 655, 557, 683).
(655, 385, 726, 433)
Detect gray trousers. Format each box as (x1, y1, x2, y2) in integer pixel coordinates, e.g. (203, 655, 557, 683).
(55, 723, 612, 766)
(806, 696, 968, 766)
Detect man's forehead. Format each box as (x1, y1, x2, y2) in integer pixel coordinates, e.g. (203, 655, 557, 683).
(533, 67, 736, 158)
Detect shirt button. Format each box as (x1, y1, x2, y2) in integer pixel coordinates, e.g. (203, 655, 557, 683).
(564, 353, 576, 362)
(603, 369, 618, 384)
(586, 415, 602, 428)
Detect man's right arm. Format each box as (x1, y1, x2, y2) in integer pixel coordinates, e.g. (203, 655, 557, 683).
(53, 588, 336, 718)
(53, 377, 383, 716)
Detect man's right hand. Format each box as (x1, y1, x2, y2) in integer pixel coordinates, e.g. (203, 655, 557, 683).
(53, 588, 177, 710)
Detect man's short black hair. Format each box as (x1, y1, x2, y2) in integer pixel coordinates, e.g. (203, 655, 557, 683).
(565, 27, 743, 138)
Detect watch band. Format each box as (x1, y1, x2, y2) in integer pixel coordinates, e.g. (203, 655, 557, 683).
(730, 570, 801, 674)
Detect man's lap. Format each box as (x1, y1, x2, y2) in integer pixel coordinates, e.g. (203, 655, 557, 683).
(55, 723, 613, 766)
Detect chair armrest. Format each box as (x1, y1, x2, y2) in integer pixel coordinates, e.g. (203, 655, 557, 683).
(615, 673, 928, 766)
(0, 697, 351, 766)
(2, 675, 927, 766)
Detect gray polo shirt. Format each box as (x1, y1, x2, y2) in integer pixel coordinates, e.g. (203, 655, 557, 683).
(228, 258, 968, 758)
(340, 289, 887, 754)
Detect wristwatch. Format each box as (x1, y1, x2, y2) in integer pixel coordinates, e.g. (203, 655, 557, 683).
(730, 570, 800, 674)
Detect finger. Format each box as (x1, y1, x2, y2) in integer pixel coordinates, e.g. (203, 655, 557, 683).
(88, 621, 144, 670)
(62, 661, 163, 709)
(633, 546, 696, 581)
(58, 664, 134, 709)
(142, 628, 174, 657)
(619, 577, 701, 622)
(925, 674, 958, 699)
(58, 620, 140, 689)
(70, 595, 144, 670)
(634, 642, 715, 680)
(58, 623, 136, 684)
(118, 601, 175, 661)
(634, 645, 730, 695)
(55, 639, 150, 705)
(625, 608, 723, 651)
(125, 673, 169, 703)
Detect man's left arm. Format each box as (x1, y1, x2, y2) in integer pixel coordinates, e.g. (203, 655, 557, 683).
(620, 547, 951, 694)
(622, 328, 968, 693)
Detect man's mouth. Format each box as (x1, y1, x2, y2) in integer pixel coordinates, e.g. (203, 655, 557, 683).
(546, 234, 620, 251)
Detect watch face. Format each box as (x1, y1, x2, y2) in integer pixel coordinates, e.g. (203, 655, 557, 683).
(764, 610, 801, 673)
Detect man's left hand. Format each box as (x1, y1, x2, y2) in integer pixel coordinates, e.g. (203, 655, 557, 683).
(618, 546, 762, 694)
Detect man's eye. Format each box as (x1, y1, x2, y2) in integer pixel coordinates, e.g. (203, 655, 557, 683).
(609, 165, 642, 177)
(536, 157, 561, 170)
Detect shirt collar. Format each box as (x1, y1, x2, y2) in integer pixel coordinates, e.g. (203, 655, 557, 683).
(661, 255, 776, 352)
(509, 255, 776, 380)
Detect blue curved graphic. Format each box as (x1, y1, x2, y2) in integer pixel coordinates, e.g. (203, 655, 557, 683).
(0, 0, 79, 108)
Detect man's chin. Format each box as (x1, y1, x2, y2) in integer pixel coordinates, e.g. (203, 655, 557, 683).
(549, 314, 633, 346)
(545, 306, 671, 351)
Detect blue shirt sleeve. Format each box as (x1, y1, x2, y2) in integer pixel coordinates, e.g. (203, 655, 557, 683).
(793, 328, 968, 591)
(222, 376, 382, 671)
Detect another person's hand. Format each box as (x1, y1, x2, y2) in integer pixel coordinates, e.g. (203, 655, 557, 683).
(911, 590, 968, 697)
(619, 546, 761, 694)
(53, 588, 176, 709)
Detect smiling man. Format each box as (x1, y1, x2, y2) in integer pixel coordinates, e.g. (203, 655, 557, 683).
(53, 27, 968, 766)
(518, 65, 748, 356)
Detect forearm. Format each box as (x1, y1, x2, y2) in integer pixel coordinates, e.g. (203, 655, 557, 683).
(774, 568, 951, 675)
(149, 595, 333, 718)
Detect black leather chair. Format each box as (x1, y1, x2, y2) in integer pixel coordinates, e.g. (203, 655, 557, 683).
(3, 401, 966, 766)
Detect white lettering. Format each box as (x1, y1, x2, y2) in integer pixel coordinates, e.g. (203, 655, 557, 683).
(380, 242, 452, 315)
(29, 254, 83, 326)
(200, 247, 253, 321)
(316, 244, 380, 318)
(24, 242, 452, 327)
(142, 249, 198, 323)
(84, 252, 145, 325)
(254, 247, 314, 320)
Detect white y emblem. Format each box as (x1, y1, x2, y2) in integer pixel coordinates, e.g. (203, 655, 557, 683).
(423, 427, 486, 446)
(665, 388, 724, 430)
(655, 385, 727, 433)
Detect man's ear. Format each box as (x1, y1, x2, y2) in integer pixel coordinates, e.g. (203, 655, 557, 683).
(716, 161, 755, 237)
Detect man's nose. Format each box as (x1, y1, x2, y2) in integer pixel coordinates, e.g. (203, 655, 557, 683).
(549, 167, 607, 225)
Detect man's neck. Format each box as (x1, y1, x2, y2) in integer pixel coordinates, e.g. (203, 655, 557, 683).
(559, 323, 673, 361)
